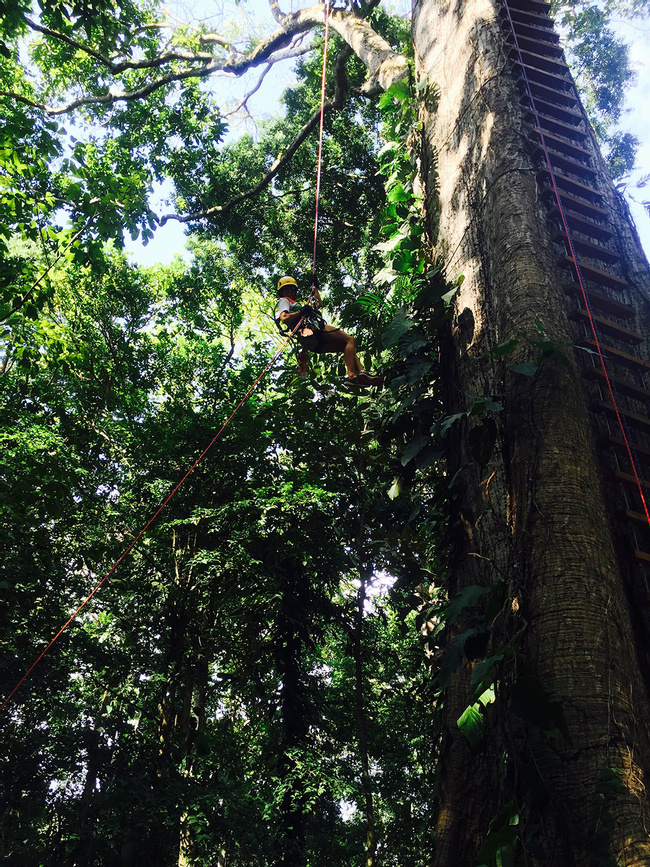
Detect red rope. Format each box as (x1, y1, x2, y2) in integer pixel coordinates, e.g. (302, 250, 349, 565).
(311, 0, 332, 274)
(502, 0, 650, 528)
(0, 325, 301, 714)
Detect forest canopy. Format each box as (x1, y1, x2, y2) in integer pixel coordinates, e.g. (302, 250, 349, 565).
(1, 0, 649, 864)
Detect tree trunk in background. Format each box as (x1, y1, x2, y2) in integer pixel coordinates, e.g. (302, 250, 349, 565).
(274, 564, 310, 867)
(353, 570, 377, 867)
(412, 0, 650, 863)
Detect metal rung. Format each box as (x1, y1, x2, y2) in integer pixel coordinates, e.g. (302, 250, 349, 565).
(521, 79, 578, 107)
(508, 21, 560, 44)
(515, 34, 564, 59)
(531, 112, 589, 142)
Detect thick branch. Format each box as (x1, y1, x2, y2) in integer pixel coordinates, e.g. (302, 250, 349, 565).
(159, 46, 353, 226)
(3, 4, 407, 116)
(270, 1, 409, 92)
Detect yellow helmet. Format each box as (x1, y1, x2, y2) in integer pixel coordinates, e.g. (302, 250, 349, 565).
(277, 275, 298, 294)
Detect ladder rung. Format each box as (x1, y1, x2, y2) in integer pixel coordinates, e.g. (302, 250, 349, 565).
(542, 149, 598, 178)
(531, 112, 589, 142)
(509, 21, 560, 44)
(548, 208, 614, 243)
(528, 96, 584, 125)
(507, 0, 553, 14)
(515, 34, 564, 59)
(506, 8, 555, 28)
(539, 169, 603, 202)
(584, 367, 650, 401)
(535, 129, 593, 159)
(613, 469, 649, 491)
(577, 339, 650, 372)
(545, 188, 609, 220)
(514, 48, 570, 75)
(556, 235, 619, 265)
(602, 434, 650, 462)
(521, 79, 578, 107)
(570, 309, 642, 343)
(591, 400, 650, 431)
(559, 256, 628, 291)
(626, 509, 650, 527)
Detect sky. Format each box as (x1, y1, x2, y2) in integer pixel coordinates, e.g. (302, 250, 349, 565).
(122, 1, 650, 267)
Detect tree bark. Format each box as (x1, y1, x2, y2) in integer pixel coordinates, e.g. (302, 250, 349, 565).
(412, 0, 650, 864)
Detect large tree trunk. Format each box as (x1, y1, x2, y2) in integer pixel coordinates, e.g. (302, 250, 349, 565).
(412, 0, 650, 863)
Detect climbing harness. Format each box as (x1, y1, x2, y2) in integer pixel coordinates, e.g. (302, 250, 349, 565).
(275, 296, 326, 351)
(0, 1, 336, 714)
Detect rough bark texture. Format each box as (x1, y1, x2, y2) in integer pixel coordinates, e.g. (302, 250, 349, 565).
(412, 0, 650, 863)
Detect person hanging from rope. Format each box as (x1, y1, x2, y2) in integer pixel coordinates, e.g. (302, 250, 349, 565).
(276, 275, 383, 387)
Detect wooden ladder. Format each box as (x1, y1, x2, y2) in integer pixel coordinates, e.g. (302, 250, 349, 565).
(501, 0, 650, 600)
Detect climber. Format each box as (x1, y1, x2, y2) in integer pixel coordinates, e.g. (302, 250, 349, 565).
(276, 275, 383, 387)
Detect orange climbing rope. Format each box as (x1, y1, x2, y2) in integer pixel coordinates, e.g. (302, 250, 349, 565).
(1, 5, 334, 713)
(502, 0, 650, 529)
(311, 0, 332, 275)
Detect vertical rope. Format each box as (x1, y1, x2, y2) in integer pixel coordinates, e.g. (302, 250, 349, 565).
(311, 0, 332, 275)
(502, 0, 650, 528)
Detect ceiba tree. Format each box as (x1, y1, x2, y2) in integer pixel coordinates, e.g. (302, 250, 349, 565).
(3, 0, 650, 864)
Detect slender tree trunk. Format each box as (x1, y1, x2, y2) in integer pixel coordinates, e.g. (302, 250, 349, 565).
(353, 569, 377, 867)
(274, 563, 310, 867)
(71, 690, 108, 867)
(412, 0, 650, 863)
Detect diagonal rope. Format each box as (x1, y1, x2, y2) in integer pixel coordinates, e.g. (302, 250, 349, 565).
(2, 5, 335, 713)
(311, 0, 332, 275)
(0, 324, 303, 714)
(502, 0, 650, 528)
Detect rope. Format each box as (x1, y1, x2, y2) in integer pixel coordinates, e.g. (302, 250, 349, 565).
(502, 0, 650, 528)
(311, 0, 332, 275)
(0, 324, 302, 714)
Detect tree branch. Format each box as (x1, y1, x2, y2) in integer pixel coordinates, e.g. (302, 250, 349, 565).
(159, 46, 353, 226)
(3, 4, 407, 116)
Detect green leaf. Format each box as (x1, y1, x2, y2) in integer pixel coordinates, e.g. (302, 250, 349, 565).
(491, 338, 519, 360)
(457, 703, 483, 748)
(401, 434, 429, 466)
(438, 628, 482, 690)
(372, 232, 407, 253)
(381, 309, 416, 348)
(441, 287, 458, 306)
(507, 361, 539, 377)
(387, 478, 402, 500)
(478, 827, 518, 864)
(373, 267, 399, 287)
(387, 183, 410, 203)
(445, 584, 491, 625)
